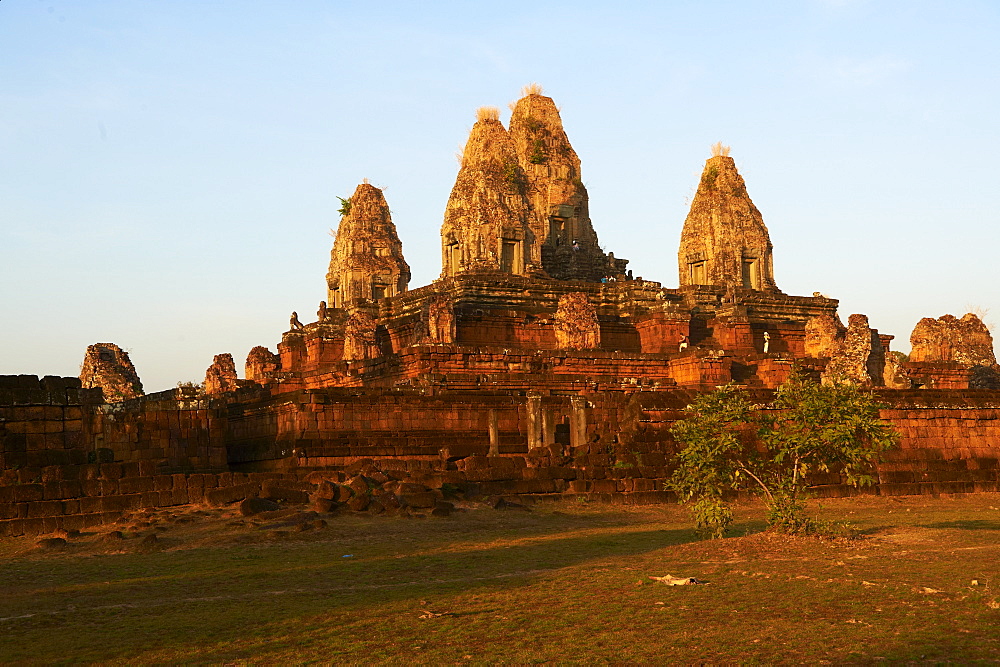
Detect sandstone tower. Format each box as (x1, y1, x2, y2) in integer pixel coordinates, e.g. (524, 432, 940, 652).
(326, 182, 410, 308)
(508, 85, 625, 281)
(79, 343, 143, 402)
(440, 107, 540, 277)
(204, 353, 239, 394)
(910, 314, 996, 367)
(678, 146, 778, 292)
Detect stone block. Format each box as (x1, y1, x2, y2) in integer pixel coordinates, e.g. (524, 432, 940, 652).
(27, 500, 65, 518)
(205, 482, 260, 507)
(59, 481, 82, 498)
(0, 503, 18, 520)
(13, 484, 44, 503)
(100, 463, 123, 481)
(262, 484, 310, 505)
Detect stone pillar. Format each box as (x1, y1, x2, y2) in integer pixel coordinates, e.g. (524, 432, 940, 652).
(526, 393, 542, 449)
(569, 396, 588, 451)
(488, 409, 499, 456)
(541, 407, 555, 446)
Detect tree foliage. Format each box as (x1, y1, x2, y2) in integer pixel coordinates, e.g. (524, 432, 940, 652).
(669, 373, 899, 538)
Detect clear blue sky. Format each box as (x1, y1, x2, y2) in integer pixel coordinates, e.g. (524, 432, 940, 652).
(2, 1, 998, 392)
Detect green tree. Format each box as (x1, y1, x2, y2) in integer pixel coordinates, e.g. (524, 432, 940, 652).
(669, 373, 899, 538)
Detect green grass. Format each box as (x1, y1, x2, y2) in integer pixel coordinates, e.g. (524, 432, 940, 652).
(2, 495, 1000, 663)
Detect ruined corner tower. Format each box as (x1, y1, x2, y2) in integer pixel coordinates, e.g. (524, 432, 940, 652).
(440, 107, 540, 278)
(326, 182, 410, 308)
(508, 86, 626, 281)
(678, 147, 778, 292)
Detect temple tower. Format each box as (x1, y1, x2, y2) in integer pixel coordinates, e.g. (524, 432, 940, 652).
(678, 146, 778, 292)
(326, 182, 410, 308)
(508, 85, 625, 281)
(440, 107, 540, 277)
(79, 343, 144, 402)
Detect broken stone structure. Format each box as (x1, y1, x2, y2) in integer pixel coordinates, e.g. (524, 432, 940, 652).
(910, 314, 996, 367)
(204, 353, 240, 395)
(804, 313, 846, 359)
(245, 346, 280, 382)
(821, 314, 909, 388)
(906, 313, 999, 389)
(79, 343, 143, 402)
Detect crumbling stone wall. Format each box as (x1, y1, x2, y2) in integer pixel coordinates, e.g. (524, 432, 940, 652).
(79, 343, 143, 402)
(821, 314, 909, 388)
(0, 376, 102, 469)
(245, 346, 281, 382)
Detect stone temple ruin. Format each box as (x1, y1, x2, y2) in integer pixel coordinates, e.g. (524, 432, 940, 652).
(2, 87, 1000, 537)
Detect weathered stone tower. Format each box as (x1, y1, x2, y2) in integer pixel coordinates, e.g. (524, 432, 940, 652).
(326, 182, 410, 308)
(508, 86, 626, 281)
(678, 147, 778, 292)
(79, 343, 143, 401)
(910, 314, 997, 366)
(440, 107, 540, 277)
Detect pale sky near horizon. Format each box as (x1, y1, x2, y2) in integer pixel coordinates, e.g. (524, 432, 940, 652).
(2, 1, 998, 392)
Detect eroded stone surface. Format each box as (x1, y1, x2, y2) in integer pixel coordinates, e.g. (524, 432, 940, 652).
(424, 294, 456, 344)
(343, 311, 379, 361)
(554, 292, 600, 350)
(678, 153, 778, 292)
(79, 343, 143, 402)
(909, 313, 996, 367)
(245, 346, 280, 383)
(822, 314, 883, 386)
(805, 313, 847, 358)
(882, 351, 911, 390)
(204, 353, 239, 394)
(327, 182, 410, 308)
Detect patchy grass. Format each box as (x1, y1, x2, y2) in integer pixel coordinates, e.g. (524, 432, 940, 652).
(2, 495, 1000, 663)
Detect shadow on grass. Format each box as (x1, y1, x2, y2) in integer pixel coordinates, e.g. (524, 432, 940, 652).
(0, 515, 714, 662)
(921, 519, 1000, 531)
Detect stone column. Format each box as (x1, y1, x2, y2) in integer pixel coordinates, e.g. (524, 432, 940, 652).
(541, 407, 555, 446)
(526, 393, 542, 449)
(488, 409, 499, 457)
(569, 396, 588, 451)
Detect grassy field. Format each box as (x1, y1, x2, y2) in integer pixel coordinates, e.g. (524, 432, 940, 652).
(1, 494, 999, 664)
